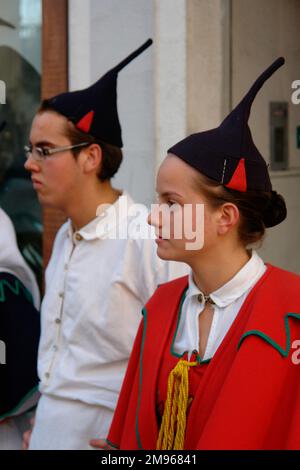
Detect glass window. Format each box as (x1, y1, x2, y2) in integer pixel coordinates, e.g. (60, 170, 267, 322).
(0, 0, 42, 290)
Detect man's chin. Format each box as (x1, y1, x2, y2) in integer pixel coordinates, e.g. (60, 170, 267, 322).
(36, 194, 57, 210)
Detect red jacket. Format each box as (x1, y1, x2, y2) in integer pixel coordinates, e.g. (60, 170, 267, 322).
(107, 264, 300, 449)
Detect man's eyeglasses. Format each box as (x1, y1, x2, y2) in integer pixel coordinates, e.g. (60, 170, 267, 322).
(24, 142, 90, 161)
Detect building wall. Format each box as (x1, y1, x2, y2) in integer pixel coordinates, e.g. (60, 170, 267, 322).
(186, 0, 231, 133)
(231, 0, 300, 272)
(232, 0, 300, 169)
(69, 0, 155, 206)
(186, 0, 300, 273)
(69, 0, 300, 272)
(154, 0, 187, 168)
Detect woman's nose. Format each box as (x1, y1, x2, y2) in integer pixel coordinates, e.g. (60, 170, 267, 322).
(148, 205, 162, 228)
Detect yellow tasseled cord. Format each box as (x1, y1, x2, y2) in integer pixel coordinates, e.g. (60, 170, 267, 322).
(156, 359, 197, 450)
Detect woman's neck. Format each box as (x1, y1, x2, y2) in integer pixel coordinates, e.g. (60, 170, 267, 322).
(190, 245, 251, 295)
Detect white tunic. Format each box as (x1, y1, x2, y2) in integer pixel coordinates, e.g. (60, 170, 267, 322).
(173, 251, 266, 361)
(30, 192, 187, 449)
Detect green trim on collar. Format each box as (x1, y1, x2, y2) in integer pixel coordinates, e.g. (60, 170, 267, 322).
(196, 356, 211, 365)
(0, 278, 33, 304)
(0, 385, 39, 421)
(135, 307, 148, 450)
(238, 312, 300, 358)
(105, 438, 119, 450)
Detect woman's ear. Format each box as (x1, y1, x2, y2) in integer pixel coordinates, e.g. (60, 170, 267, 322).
(217, 203, 240, 235)
(82, 143, 102, 174)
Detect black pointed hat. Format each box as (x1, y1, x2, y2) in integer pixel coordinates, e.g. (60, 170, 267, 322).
(168, 57, 285, 192)
(48, 39, 153, 148)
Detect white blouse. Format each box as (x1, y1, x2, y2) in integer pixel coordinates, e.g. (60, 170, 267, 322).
(173, 251, 267, 361)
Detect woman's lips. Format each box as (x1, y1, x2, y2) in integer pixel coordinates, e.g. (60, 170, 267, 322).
(155, 235, 168, 244)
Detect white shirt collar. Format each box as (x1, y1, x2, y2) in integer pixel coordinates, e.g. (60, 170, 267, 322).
(187, 251, 266, 308)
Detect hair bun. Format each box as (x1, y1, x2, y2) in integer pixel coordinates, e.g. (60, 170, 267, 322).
(262, 190, 287, 228)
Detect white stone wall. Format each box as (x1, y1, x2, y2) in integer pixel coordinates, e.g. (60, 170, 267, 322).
(154, 0, 187, 169)
(69, 0, 155, 206)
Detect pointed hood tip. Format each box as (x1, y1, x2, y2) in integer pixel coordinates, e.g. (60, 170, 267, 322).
(226, 55, 286, 123)
(113, 38, 153, 74)
(271, 56, 285, 71)
(250, 55, 285, 93)
(143, 38, 153, 48)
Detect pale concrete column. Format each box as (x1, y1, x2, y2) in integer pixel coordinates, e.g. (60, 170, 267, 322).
(154, 0, 187, 170)
(68, 0, 91, 90)
(0, 80, 6, 104)
(186, 0, 232, 134)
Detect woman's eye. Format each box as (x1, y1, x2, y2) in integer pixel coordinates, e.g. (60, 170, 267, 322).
(167, 200, 177, 207)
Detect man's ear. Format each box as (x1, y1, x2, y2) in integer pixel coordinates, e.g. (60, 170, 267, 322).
(82, 143, 102, 174)
(217, 202, 240, 235)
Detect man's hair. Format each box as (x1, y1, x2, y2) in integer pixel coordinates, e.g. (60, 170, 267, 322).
(38, 100, 123, 181)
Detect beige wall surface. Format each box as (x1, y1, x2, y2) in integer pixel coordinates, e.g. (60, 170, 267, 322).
(231, 0, 300, 273)
(186, 0, 300, 273)
(259, 172, 300, 273)
(186, 0, 231, 134)
(232, 0, 300, 169)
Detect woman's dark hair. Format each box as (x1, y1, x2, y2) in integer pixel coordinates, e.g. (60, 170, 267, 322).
(193, 172, 287, 247)
(38, 100, 123, 181)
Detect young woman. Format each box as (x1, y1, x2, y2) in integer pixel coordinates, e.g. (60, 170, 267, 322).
(95, 57, 300, 450)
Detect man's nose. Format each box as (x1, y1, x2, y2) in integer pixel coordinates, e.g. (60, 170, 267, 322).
(24, 156, 40, 173)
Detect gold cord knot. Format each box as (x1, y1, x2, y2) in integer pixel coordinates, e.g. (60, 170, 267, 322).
(156, 359, 197, 450)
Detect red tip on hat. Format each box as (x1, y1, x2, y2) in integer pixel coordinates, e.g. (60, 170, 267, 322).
(76, 110, 95, 133)
(225, 158, 247, 192)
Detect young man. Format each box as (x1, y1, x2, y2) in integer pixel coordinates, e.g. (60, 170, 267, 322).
(23, 40, 187, 450)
